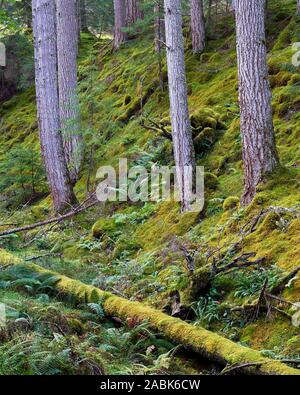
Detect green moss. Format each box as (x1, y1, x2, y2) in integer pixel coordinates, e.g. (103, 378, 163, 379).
(205, 172, 219, 190)
(0, 249, 22, 265)
(223, 196, 240, 211)
(92, 218, 118, 239)
(4, 260, 298, 375)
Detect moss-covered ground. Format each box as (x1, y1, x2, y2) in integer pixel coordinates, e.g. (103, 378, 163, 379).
(0, 0, 300, 374)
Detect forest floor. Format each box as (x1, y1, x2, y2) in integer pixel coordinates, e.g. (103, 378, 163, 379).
(0, 0, 300, 375)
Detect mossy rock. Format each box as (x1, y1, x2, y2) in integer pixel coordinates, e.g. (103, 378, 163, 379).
(223, 196, 240, 211)
(92, 217, 118, 239)
(258, 212, 281, 233)
(113, 237, 142, 259)
(190, 111, 218, 130)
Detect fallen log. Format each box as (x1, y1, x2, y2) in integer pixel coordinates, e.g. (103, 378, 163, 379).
(0, 253, 299, 375)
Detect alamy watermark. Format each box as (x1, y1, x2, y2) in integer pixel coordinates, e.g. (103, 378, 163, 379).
(96, 159, 205, 212)
(292, 42, 300, 67)
(0, 42, 6, 67)
(0, 303, 6, 327)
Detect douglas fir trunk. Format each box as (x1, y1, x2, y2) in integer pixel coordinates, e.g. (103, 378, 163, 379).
(236, 0, 278, 205)
(57, 0, 83, 185)
(126, 0, 143, 26)
(164, 0, 196, 212)
(190, 0, 205, 53)
(114, 0, 127, 50)
(32, 0, 76, 213)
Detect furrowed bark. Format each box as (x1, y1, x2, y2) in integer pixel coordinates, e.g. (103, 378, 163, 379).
(154, 0, 165, 53)
(190, 0, 205, 53)
(1, 255, 299, 376)
(126, 0, 143, 26)
(32, 0, 77, 213)
(79, 0, 89, 32)
(164, 0, 196, 212)
(113, 0, 127, 50)
(235, 0, 279, 205)
(154, 0, 165, 91)
(57, 0, 83, 185)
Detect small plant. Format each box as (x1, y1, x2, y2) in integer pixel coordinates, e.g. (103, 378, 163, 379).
(0, 147, 46, 206)
(234, 266, 283, 299)
(193, 296, 221, 325)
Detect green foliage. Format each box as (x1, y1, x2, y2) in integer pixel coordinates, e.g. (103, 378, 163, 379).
(193, 296, 221, 325)
(234, 267, 283, 299)
(0, 147, 46, 206)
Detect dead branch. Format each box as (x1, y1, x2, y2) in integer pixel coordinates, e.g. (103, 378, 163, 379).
(221, 361, 266, 375)
(269, 266, 300, 295)
(216, 253, 258, 274)
(254, 278, 268, 320)
(140, 117, 172, 141)
(25, 252, 62, 262)
(0, 194, 98, 237)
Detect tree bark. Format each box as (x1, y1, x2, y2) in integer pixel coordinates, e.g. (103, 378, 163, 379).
(32, 0, 76, 213)
(190, 0, 205, 53)
(164, 0, 196, 212)
(126, 0, 143, 26)
(297, 0, 300, 15)
(235, 0, 279, 206)
(154, 0, 165, 53)
(79, 0, 89, 32)
(113, 0, 127, 50)
(57, 0, 83, 186)
(22, 0, 32, 29)
(154, 0, 164, 91)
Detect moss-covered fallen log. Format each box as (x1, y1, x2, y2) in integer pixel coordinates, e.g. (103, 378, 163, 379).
(0, 249, 299, 375)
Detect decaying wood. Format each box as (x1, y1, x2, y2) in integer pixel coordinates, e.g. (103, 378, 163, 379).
(269, 266, 300, 295)
(25, 252, 62, 262)
(221, 361, 266, 375)
(140, 117, 172, 141)
(1, 258, 298, 375)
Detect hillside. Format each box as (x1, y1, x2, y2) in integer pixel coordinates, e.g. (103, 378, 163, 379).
(0, 0, 300, 375)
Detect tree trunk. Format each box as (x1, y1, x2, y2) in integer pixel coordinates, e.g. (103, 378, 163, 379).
(22, 0, 32, 29)
(4, 257, 299, 375)
(164, 0, 196, 212)
(190, 0, 205, 53)
(79, 0, 89, 32)
(154, 0, 164, 91)
(297, 0, 300, 15)
(232, 0, 235, 12)
(126, 0, 143, 26)
(32, 0, 76, 213)
(113, 0, 127, 50)
(57, 0, 83, 186)
(154, 0, 165, 53)
(235, 0, 279, 206)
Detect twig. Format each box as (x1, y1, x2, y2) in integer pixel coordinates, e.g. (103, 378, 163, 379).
(25, 252, 62, 262)
(221, 361, 266, 375)
(269, 266, 300, 295)
(0, 195, 98, 237)
(254, 278, 268, 320)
